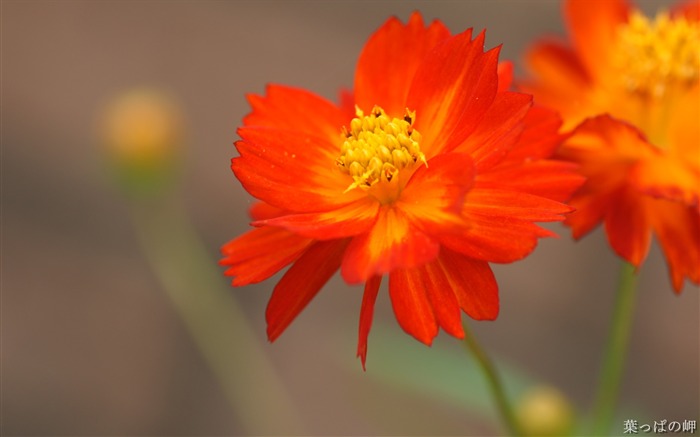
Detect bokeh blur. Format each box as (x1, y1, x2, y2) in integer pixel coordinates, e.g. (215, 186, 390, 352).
(3, 1, 697, 435)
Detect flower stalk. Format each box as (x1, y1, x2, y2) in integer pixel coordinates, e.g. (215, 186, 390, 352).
(128, 194, 305, 435)
(462, 322, 524, 437)
(591, 261, 639, 435)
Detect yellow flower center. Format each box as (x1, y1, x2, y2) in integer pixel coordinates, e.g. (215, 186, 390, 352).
(616, 10, 700, 98)
(336, 105, 427, 194)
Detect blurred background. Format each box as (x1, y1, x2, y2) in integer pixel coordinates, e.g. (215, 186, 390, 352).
(3, 1, 697, 435)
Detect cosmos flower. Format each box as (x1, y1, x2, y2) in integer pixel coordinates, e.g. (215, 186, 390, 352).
(523, 0, 700, 292)
(222, 12, 582, 367)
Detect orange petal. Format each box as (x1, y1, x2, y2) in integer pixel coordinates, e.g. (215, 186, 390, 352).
(399, 152, 475, 230)
(248, 201, 287, 221)
(630, 156, 700, 207)
(667, 86, 700, 170)
(354, 12, 451, 116)
(479, 161, 584, 203)
(341, 207, 439, 284)
(388, 268, 438, 345)
(244, 84, 350, 146)
(432, 249, 499, 320)
(557, 115, 657, 164)
(465, 188, 574, 222)
(234, 127, 362, 212)
(254, 197, 379, 239)
(557, 115, 663, 242)
(266, 240, 348, 341)
(604, 185, 652, 267)
(497, 61, 514, 92)
(407, 30, 499, 158)
(338, 88, 356, 120)
(521, 39, 591, 126)
(563, 164, 631, 240)
(503, 105, 566, 163)
(220, 227, 313, 286)
(565, 187, 612, 239)
(672, 0, 700, 21)
(418, 262, 465, 339)
(564, 0, 630, 80)
(357, 275, 382, 370)
(451, 91, 532, 171)
(439, 211, 554, 263)
(650, 201, 700, 292)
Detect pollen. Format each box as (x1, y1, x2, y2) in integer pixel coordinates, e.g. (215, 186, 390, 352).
(615, 9, 700, 98)
(336, 105, 427, 192)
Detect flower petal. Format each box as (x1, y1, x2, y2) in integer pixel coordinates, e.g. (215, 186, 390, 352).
(667, 86, 700, 169)
(451, 91, 532, 171)
(341, 207, 439, 284)
(650, 201, 700, 292)
(472, 105, 585, 202)
(418, 262, 464, 339)
(249, 201, 287, 221)
(522, 40, 591, 128)
(266, 240, 348, 341)
(220, 227, 313, 286)
(244, 84, 350, 145)
(433, 249, 499, 320)
(564, 0, 630, 80)
(604, 185, 652, 267)
(254, 197, 379, 239)
(557, 115, 658, 169)
(354, 11, 451, 116)
(439, 211, 555, 263)
(234, 127, 362, 212)
(464, 188, 574, 222)
(566, 188, 612, 239)
(398, 152, 475, 231)
(407, 29, 499, 158)
(480, 161, 584, 203)
(630, 155, 700, 208)
(502, 105, 567, 163)
(672, 0, 700, 21)
(357, 275, 382, 370)
(497, 61, 514, 92)
(388, 268, 438, 345)
(557, 115, 661, 240)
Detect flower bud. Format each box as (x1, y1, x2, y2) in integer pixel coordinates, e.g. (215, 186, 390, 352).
(516, 385, 575, 437)
(99, 88, 184, 197)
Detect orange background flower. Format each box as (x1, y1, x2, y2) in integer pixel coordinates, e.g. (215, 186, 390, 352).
(523, 0, 700, 291)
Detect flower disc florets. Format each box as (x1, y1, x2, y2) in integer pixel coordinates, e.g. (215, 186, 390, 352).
(616, 10, 700, 98)
(337, 105, 427, 193)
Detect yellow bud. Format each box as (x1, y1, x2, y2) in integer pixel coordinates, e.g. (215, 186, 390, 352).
(516, 386, 575, 437)
(99, 88, 185, 196)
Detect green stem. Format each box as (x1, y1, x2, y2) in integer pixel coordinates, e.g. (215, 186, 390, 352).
(128, 195, 305, 435)
(592, 261, 639, 436)
(462, 321, 524, 437)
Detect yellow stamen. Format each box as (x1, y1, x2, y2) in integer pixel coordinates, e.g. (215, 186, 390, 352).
(615, 9, 700, 98)
(336, 105, 427, 193)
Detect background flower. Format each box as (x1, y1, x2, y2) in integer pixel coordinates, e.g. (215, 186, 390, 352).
(523, 0, 700, 291)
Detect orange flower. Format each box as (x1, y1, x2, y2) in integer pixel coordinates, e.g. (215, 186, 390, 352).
(523, 0, 700, 292)
(222, 12, 582, 367)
